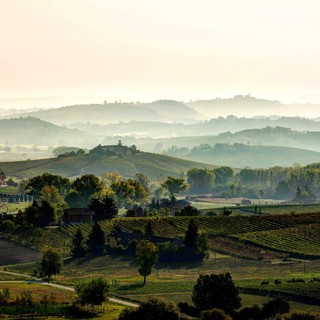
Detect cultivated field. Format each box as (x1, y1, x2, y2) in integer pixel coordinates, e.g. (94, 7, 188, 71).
(2, 211, 320, 259)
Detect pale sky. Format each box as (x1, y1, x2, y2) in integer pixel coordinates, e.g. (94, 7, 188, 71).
(1, 0, 320, 105)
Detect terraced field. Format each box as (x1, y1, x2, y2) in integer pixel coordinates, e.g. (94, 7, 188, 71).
(2, 212, 320, 259)
(235, 223, 320, 257)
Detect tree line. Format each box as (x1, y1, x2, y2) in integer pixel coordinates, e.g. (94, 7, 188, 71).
(2, 162, 320, 231)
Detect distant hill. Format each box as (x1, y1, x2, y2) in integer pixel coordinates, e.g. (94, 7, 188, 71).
(69, 121, 185, 138)
(164, 143, 320, 168)
(7, 100, 200, 125)
(3, 95, 320, 124)
(136, 126, 320, 154)
(188, 95, 282, 117)
(199, 116, 320, 135)
(0, 117, 97, 147)
(0, 151, 217, 179)
(188, 95, 320, 118)
(68, 116, 320, 140)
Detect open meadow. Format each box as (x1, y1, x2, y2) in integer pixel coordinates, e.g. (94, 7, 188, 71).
(2, 249, 320, 316)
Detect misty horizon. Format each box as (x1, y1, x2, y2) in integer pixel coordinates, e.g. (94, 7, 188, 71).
(1, 1, 320, 111)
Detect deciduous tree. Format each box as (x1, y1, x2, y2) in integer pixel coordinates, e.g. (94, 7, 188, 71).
(134, 173, 150, 190)
(39, 185, 67, 217)
(39, 248, 63, 282)
(187, 168, 215, 194)
(136, 240, 158, 285)
(261, 297, 290, 319)
(161, 176, 188, 197)
(102, 171, 123, 188)
(192, 273, 241, 314)
(109, 180, 135, 207)
(127, 178, 150, 204)
(26, 173, 70, 199)
(75, 278, 109, 308)
(118, 298, 179, 320)
(214, 167, 234, 185)
(67, 174, 103, 207)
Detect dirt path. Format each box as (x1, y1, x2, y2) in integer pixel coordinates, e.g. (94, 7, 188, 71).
(0, 270, 139, 308)
(0, 270, 33, 278)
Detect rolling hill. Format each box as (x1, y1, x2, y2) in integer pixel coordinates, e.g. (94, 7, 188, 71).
(0, 117, 97, 147)
(135, 126, 320, 154)
(69, 116, 320, 140)
(7, 100, 200, 125)
(188, 95, 320, 118)
(0, 151, 217, 179)
(165, 144, 320, 168)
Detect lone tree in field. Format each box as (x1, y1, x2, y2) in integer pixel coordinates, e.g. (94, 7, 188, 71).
(192, 272, 241, 315)
(136, 240, 158, 285)
(71, 228, 86, 258)
(39, 248, 63, 282)
(75, 278, 109, 309)
(86, 221, 105, 255)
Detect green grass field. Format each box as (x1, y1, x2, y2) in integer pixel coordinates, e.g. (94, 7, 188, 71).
(0, 282, 74, 303)
(0, 281, 125, 320)
(0, 201, 30, 213)
(2, 248, 320, 316)
(204, 203, 320, 216)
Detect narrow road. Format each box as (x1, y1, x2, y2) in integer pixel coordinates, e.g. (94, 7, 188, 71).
(0, 270, 139, 308)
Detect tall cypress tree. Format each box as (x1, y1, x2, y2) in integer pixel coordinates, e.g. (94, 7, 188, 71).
(71, 228, 86, 258)
(145, 220, 154, 236)
(86, 222, 105, 255)
(184, 219, 198, 249)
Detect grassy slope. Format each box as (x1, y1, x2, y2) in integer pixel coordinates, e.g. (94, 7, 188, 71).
(0, 152, 217, 179)
(0, 116, 96, 146)
(186, 145, 320, 168)
(138, 127, 320, 159)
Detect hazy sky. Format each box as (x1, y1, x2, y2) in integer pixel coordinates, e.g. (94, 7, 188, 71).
(1, 0, 320, 105)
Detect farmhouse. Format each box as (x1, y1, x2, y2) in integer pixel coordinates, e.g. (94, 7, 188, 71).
(102, 141, 138, 156)
(161, 198, 191, 215)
